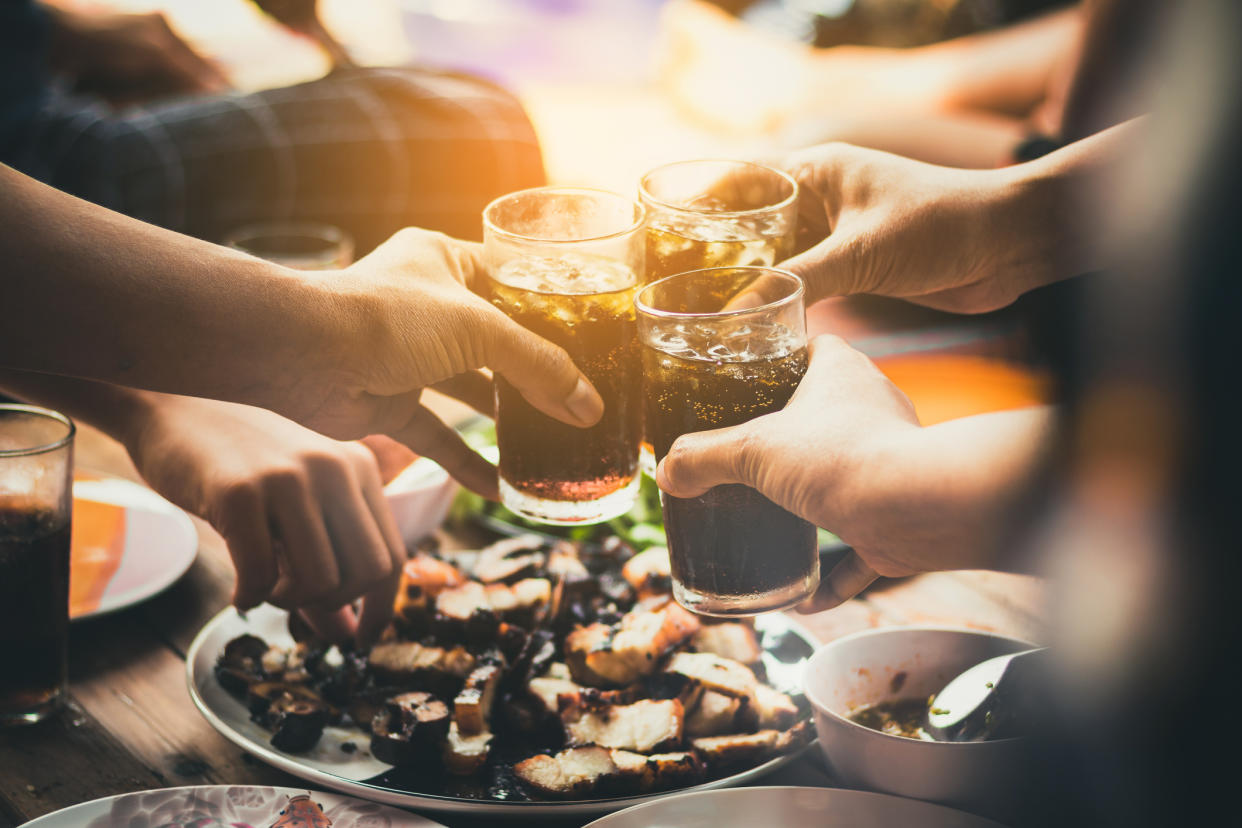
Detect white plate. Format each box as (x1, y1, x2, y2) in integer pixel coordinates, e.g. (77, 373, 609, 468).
(186, 605, 819, 819)
(71, 477, 198, 621)
(20, 784, 443, 827)
(582, 786, 1010, 828)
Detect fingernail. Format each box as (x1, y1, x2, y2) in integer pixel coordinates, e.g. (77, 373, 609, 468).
(565, 377, 604, 426)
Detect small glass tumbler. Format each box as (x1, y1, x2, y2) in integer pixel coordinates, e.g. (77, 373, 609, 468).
(224, 221, 354, 269)
(637, 267, 818, 615)
(0, 404, 75, 725)
(637, 159, 798, 474)
(483, 186, 646, 525)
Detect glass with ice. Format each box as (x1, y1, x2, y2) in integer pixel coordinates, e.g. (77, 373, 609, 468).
(483, 187, 645, 524)
(637, 267, 818, 615)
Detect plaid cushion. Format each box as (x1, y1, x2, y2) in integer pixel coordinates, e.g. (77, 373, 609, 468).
(3, 67, 545, 251)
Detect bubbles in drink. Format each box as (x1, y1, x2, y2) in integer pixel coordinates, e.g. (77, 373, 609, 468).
(647, 319, 802, 364)
(493, 252, 637, 296)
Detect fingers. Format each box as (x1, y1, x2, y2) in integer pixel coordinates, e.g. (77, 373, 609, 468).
(655, 420, 762, 498)
(309, 461, 398, 615)
(390, 402, 499, 499)
(298, 606, 357, 644)
(266, 480, 341, 609)
(149, 14, 229, 93)
(351, 445, 407, 648)
(430, 370, 495, 419)
(796, 550, 879, 613)
(478, 307, 604, 428)
(216, 484, 279, 611)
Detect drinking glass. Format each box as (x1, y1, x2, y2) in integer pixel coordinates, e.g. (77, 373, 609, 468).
(637, 267, 818, 615)
(638, 159, 798, 472)
(224, 221, 354, 269)
(483, 186, 645, 525)
(0, 404, 74, 725)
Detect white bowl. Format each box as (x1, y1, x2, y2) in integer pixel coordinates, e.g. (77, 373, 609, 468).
(804, 626, 1036, 822)
(382, 458, 458, 546)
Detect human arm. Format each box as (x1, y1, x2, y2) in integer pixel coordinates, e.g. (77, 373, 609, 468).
(655, 335, 1054, 611)
(41, 1, 227, 101)
(0, 369, 408, 645)
(774, 118, 1136, 311)
(0, 164, 602, 496)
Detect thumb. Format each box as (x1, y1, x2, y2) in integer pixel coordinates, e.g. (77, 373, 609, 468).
(477, 305, 604, 429)
(655, 421, 761, 498)
(778, 236, 846, 304)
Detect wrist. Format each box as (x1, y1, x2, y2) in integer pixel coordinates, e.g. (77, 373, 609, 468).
(976, 163, 1064, 298)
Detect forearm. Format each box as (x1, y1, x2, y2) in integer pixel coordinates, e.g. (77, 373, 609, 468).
(984, 117, 1140, 295)
(0, 370, 160, 453)
(1, 164, 348, 416)
(910, 7, 1082, 117)
(852, 406, 1055, 573)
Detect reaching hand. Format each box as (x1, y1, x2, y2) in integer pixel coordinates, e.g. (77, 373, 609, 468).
(48, 9, 228, 104)
(124, 394, 405, 646)
(656, 335, 1046, 612)
(277, 228, 604, 499)
(777, 142, 1056, 312)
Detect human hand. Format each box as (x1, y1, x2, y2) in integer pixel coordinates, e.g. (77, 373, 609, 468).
(656, 335, 1023, 612)
(250, 0, 355, 69)
(124, 394, 404, 646)
(47, 8, 228, 103)
(278, 228, 603, 498)
(776, 142, 1056, 312)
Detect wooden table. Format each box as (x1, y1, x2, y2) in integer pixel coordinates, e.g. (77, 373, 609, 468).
(0, 413, 1046, 828)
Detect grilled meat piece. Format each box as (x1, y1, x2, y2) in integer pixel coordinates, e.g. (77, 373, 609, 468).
(621, 547, 672, 600)
(665, 652, 758, 701)
(692, 622, 763, 666)
(454, 663, 502, 735)
(436, 579, 551, 631)
(443, 720, 492, 775)
(546, 541, 589, 579)
(563, 698, 685, 753)
(691, 720, 812, 769)
(528, 676, 581, 716)
(370, 691, 451, 766)
(752, 684, 800, 730)
(566, 601, 700, 688)
(686, 690, 744, 738)
(472, 535, 546, 584)
(215, 634, 269, 696)
(368, 641, 475, 685)
(513, 746, 619, 798)
(268, 695, 329, 753)
(609, 749, 705, 793)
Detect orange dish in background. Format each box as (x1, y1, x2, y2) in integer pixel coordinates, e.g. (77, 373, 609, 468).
(874, 354, 1052, 425)
(69, 491, 128, 618)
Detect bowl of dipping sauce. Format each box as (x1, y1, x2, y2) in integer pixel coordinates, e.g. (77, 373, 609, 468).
(804, 626, 1037, 821)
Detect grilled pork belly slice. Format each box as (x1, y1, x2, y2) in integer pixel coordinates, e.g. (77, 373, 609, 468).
(665, 652, 758, 701)
(563, 698, 685, 753)
(610, 750, 705, 793)
(368, 640, 476, 688)
(472, 535, 546, 584)
(685, 690, 743, 738)
(692, 622, 763, 665)
(621, 547, 671, 599)
(435, 579, 551, 627)
(566, 601, 700, 688)
(752, 684, 800, 729)
(514, 746, 619, 798)
(369, 691, 451, 767)
(528, 676, 581, 716)
(443, 720, 492, 775)
(453, 663, 502, 735)
(691, 720, 812, 769)
(546, 541, 589, 578)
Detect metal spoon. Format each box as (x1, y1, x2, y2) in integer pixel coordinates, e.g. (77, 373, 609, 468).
(926, 647, 1049, 742)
